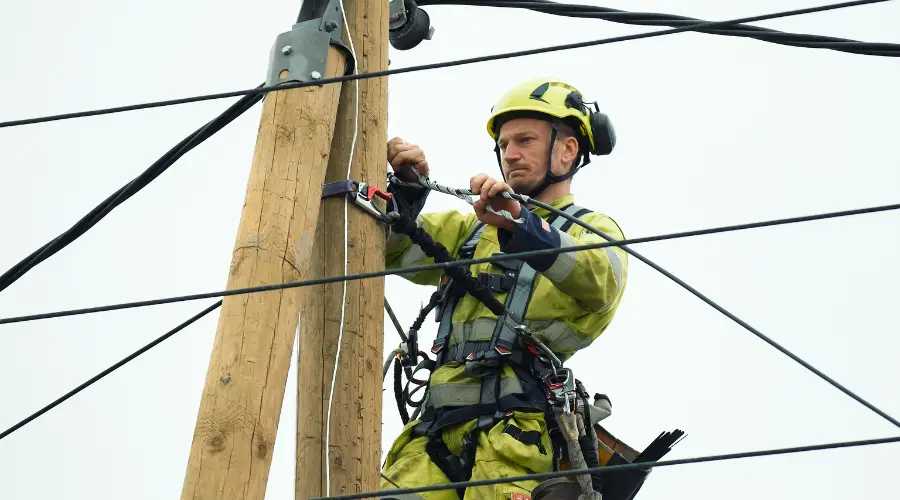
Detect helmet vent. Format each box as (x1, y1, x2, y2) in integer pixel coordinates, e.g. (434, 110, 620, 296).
(529, 82, 551, 102)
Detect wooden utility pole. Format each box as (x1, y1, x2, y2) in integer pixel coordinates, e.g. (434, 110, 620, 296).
(180, 8, 349, 499)
(296, 0, 389, 498)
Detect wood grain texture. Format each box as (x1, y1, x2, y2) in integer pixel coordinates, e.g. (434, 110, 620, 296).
(296, 1, 389, 498)
(180, 46, 346, 500)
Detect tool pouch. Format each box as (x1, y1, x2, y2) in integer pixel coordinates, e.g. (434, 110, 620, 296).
(597, 451, 651, 500)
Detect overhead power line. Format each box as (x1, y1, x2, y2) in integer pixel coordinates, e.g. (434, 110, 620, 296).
(0, 0, 885, 129)
(0, 300, 221, 443)
(403, 162, 900, 429)
(421, 0, 900, 57)
(0, 86, 264, 294)
(315, 435, 900, 500)
(409, 163, 900, 430)
(1, 200, 896, 325)
(518, 195, 900, 429)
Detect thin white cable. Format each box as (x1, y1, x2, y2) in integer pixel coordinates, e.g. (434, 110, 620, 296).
(325, 1, 358, 496)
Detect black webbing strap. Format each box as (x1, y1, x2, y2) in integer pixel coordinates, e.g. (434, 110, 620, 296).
(503, 422, 547, 455)
(321, 180, 355, 198)
(431, 222, 487, 365)
(559, 206, 593, 233)
(464, 204, 588, 368)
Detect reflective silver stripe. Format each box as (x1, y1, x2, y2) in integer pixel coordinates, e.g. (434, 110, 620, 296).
(428, 377, 524, 408)
(451, 317, 498, 344)
(542, 231, 577, 283)
(451, 318, 592, 356)
(393, 215, 426, 279)
(533, 320, 592, 353)
(597, 246, 625, 314)
(399, 243, 427, 268)
(540, 204, 585, 286)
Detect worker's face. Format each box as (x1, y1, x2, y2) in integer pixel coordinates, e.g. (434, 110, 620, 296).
(496, 118, 578, 193)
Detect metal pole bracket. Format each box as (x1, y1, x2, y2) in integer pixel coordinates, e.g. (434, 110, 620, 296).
(389, 0, 408, 30)
(266, 0, 355, 87)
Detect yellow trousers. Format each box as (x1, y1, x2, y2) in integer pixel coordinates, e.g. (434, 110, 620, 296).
(380, 411, 553, 500)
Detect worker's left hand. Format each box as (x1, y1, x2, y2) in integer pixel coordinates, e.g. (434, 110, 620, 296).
(470, 174, 522, 232)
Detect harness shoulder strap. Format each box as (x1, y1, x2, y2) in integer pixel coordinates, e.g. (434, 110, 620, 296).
(486, 203, 591, 358)
(431, 222, 487, 363)
(558, 205, 593, 233)
(459, 222, 487, 259)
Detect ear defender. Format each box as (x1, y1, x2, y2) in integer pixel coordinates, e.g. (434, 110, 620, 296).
(589, 107, 615, 156)
(565, 90, 615, 156)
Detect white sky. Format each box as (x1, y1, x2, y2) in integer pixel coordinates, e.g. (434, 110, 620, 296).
(1, 1, 899, 499)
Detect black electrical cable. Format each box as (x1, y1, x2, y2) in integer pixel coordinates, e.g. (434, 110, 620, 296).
(512, 194, 900, 429)
(297, 0, 331, 22)
(390, 210, 507, 316)
(393, 358, 411, 424)
(384, 298, 409, 343)
(409, 163, 900, 429)
(0, 0, 885, 129)
(314, 435, 900, 500)
(420, 0, 899, 57)
(0, 300, 222, 443)
(0, 85, 265, 294)
(1, 200, 897, 326)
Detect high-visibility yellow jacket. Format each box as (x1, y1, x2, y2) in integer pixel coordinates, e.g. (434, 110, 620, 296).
(385, 193, 628, 412)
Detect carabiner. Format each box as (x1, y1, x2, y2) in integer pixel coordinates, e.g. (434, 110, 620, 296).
(353, 181, 394, 223)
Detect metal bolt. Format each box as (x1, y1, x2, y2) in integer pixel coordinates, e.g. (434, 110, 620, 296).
(311, 71, 322, 80)
(425, 26, 435, 40)
(281, 45, 293, 56)
(324, 20, 339, 32)
(220, 373, 231, 384)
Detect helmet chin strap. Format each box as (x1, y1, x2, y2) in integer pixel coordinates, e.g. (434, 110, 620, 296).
(493, 126, 588, 200)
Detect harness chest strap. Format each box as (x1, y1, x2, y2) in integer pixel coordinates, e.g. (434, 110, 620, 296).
(430, 203, 592, 368)
(411, 203, 591, 431)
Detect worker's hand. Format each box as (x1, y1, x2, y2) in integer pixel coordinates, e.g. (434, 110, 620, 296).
(470, 174, 523, 232)
(387, 137, 430, 181)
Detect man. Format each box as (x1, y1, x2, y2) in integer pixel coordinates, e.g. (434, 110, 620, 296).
(379, 77, 628, 500)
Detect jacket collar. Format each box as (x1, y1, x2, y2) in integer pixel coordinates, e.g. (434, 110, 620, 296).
(529, 194, 575, 219)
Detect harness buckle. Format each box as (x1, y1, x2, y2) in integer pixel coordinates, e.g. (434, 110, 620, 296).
(433, 277, 459, 323)
(544, 367, 576, 407)
(405, 330, 419, 367)
(476, 272, 516, 293)
(352, 181, 393, 223)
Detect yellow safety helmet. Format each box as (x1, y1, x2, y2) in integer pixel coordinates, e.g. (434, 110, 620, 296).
(486, 78, 615, 157)
(485, 78, 615, 197)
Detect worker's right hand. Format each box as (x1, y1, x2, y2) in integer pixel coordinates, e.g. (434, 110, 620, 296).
(387, 137, 430, 180)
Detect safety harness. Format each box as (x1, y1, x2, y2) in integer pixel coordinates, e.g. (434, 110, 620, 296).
(325, 175, 684, 500)
(387, 203, 596, 497)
